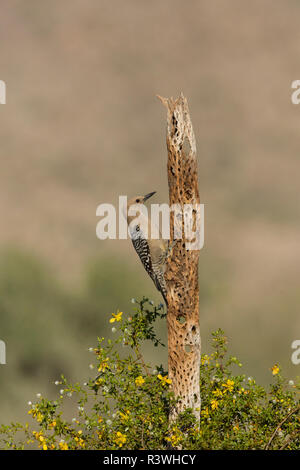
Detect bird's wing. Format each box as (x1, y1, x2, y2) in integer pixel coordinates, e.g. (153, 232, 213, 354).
(131, 236, 153, 279)
(132, 236, 166, 299)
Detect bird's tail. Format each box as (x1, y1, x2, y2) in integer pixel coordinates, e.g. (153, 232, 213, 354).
(153, 273, 168, 308)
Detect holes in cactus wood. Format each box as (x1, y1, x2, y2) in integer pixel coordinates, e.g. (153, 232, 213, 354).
(177, 315, 186, 325)
(182, 136, 191, 156)
(185, 345, 192, 353)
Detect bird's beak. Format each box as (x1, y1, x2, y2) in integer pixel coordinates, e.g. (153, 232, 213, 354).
(143, 191, 156, 202)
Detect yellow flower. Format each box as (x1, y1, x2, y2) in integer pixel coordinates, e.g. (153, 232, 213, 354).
(49, 420, 56, 428)
(59, 441, 68, 450)
(42, 444, 48, 450)
(201, 354, 210, 365)
(78, 438, 85, 448)
(222, 379, 234, 393)
(157, 374, 172, 385)
(165, 426, 183, 446)
(98, 357, 109, 372)
(210, 399, 219, 410)
(212, 389, 223, 397)
(119, 410, 130, 422)
(28, 407, 44, 422)
(74, 433, 85, 448)
(33, 431, 44, 442)
(135, 376, 145, 387)
(114, 431, 126, 447)
(271, 364, 280, 375)
(201, 407, 209, 418)
(109, 311, 123, 323)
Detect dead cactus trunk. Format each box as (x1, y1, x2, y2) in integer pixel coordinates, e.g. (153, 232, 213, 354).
(159, 93, 201, 422)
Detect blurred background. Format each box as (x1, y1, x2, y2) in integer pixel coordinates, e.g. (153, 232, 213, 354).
(0, 0, 299, 422)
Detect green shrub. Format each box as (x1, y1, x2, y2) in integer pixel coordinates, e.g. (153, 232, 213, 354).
(0, 299, 299, 450)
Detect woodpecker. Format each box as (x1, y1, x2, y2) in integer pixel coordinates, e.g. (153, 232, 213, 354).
(126, 192, 170, 306)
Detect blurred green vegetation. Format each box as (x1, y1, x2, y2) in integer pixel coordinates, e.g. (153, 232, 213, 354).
(1, 306, 299, 450)
(0, 247, 160, 422)
(0, 245, 299, 424)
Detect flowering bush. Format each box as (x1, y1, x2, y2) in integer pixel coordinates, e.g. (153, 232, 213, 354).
(0, 298, 299, 450)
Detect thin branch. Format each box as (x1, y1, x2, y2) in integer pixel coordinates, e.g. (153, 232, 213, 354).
(280, 429, 300, 450)
(134, 346, 150, 377)
(265, 404, 300, 450)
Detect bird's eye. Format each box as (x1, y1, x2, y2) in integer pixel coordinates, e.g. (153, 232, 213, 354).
(135, 198, 140, 203)
(136, 225, 140, 231)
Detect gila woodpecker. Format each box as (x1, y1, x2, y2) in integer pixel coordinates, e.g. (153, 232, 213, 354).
(126, 192, 170, 306)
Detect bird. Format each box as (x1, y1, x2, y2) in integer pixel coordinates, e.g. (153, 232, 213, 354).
(125, 192, 171, 306)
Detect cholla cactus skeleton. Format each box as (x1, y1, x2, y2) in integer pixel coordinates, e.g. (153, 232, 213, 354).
(126, 94, 201, 423)
(159, 93, 201, 422)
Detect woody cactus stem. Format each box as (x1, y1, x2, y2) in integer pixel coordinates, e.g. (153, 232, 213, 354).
(159, 93, 201, 422)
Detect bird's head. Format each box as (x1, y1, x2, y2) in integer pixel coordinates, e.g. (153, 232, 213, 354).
(127, 191, 156, 207)
(126, 192, 156, 227)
